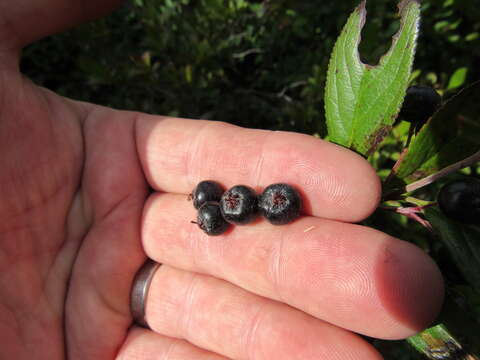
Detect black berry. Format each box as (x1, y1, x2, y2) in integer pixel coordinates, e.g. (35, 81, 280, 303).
(194, 202, 230, 236)
(438, 177, 480, 224)
(191, 180, 224, 209)
(399, 85, 442, 127)
(220, 185, 258, 225)
(258, 183, 302, 225)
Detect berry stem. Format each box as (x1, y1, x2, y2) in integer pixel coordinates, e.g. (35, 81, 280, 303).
(404, 196, 435, 207)
(405, 123, 415, 148)
(380, 202, 436, 230)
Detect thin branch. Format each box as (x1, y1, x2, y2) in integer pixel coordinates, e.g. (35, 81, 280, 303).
(405, 150, 480, 193)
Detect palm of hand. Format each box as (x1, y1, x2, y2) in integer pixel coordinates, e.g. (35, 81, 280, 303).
(0, 57, 148, 358)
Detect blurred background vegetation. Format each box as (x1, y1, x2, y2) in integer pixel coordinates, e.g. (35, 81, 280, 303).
(21, 0, 480, 358)
(22, 0, 480, 133)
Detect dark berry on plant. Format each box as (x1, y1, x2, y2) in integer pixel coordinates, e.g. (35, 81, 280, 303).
(194, 202, 230, 236)
(437, 177, 480, 225)
(220, 185, 258, 225)
(399, 85, 442, 127)
(258, 183, 302, 225)
(191, 180, 224, 209)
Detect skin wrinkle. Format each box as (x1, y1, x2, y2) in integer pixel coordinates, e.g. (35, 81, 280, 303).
(205, 231, 228, 278)
(88, 256, 130, 320)
(180, 273, 201, 342)
(82, 108, 148, 215)
(131, 112, 159, 193)
(77, 109, 95, 227)
(0, 305, 20, 344)
(0, 277, 63, 357)
(5, 158, 64, 218)
(0, 210, 64, 277)
(184, 120, 212, 190)
(94, 192, 132, 225)
(244, 301, 267, 360)
(251, 129, 273, 189)
(270, 228, 286, 305)
(85, 193, 147, 319)
(186, 216, 201, 272)
(2, 86, 77, 223)
(162, 337, 179, 360)
(0, 284, 25, 328)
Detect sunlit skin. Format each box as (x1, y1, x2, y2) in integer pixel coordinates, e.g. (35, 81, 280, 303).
(0, 1, 444, 359)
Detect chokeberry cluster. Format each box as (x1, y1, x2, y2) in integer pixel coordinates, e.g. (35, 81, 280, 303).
(189, 180, 302, 236)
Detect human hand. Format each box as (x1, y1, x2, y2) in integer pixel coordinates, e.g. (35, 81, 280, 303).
(0, 1, 444, 359)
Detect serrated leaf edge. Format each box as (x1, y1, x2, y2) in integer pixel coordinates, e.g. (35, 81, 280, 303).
(325, 0, 420, 155)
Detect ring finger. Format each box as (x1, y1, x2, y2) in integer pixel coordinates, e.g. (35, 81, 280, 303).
(141, 264, 383, 360)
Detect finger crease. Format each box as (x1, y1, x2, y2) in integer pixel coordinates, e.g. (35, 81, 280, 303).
(162, 337, 180, 360)
(252, 130, 274, 188)
(270, 230, 285, 304)
(184, 121, 211, 190)
(244, 302, 267, 360)
(179, 273, 200, 340)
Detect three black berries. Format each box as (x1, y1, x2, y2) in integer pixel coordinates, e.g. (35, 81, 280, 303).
(190, 180, 302, 236)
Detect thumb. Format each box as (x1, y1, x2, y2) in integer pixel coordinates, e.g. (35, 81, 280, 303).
(0, 0, 123, 53)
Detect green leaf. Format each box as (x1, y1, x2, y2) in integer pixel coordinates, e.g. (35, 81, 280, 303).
(447, 67, 468, 90)
(325, 0, 420, 156)
(424, 207, 480, 291)
(385, 82, 480, 191)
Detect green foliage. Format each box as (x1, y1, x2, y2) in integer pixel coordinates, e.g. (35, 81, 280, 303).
(425, 208, 480, 292)
(385, 82, 480, 194)
(22, 0, 480, 134)
(324, 1, 480, 358)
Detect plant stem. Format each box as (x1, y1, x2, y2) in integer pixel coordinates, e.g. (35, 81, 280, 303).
(384, 150, 480, 200)
(405, 150, 480, 193)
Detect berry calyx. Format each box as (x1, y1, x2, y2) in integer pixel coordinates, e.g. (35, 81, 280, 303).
(190, 180, 224, 209)
(220, 185, 258, 225)
(437, 177, 480, 224)
(193, 202, 230, 235)
(258, 183, 302, 225)
(399, 85, 442, 128)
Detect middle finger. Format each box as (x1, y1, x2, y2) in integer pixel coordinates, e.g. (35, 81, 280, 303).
(142, 192, 443, 340)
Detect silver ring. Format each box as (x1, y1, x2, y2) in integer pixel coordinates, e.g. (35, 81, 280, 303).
(131, 259, 161, 328)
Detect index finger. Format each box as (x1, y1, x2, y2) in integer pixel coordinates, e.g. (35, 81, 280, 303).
(136, 115, 381, 222)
